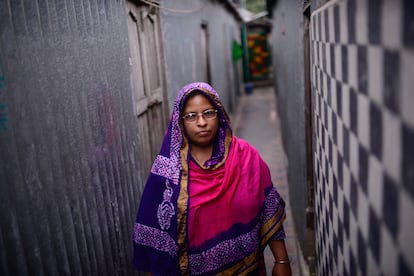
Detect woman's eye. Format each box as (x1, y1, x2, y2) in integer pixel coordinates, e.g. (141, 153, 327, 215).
(186, 113, 196, 119)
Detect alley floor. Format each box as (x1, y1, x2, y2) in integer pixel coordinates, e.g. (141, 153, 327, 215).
(232, 85, 301, 276)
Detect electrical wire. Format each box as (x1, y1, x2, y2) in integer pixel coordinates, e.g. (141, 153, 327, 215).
(140, 0, 203, 14)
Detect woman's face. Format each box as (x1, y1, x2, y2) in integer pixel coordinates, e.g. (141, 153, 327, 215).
(182, 94, 219, 148)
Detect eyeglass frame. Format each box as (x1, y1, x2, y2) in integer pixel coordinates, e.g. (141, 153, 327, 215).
(181, 109, 218, 123)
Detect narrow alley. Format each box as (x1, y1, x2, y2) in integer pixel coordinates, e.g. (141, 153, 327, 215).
(1, 0, 413, 275)
(232, 85, 303, 276)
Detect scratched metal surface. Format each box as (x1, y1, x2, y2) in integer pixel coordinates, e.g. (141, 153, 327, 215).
(0, 1, 144, 275)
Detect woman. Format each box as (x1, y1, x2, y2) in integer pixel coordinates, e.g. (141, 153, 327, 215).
(133, 82, 291, 275)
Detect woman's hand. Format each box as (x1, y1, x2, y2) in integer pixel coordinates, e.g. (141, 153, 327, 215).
(269, 240, 292, 276)
(272, 262, 292, 276)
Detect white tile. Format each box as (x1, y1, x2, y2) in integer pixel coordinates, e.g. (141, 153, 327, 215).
(357, 94, 370, 149)
(348, 45, 358, 90)
(323, 72, 328, 100)
(355, 0, 368, 44)
(328, 7, 335, 44)
(339, 1, 348, 43)
(321, 10, 326, 43)
(382, 0, 402, 49)
(367, 46, 384, 106)
(349, 211, 359, 258)
(343, 163, 351, 203)
(401, 50, 414, 129)
(357, 192, 370, 241)
(331, 77, 338, 113)
(326, 43, 332, 76)
(335, 44, 343, 82)
(319, 41, 323, 71)
(367, 155, 384, 216)
(382, 110, 402, 184)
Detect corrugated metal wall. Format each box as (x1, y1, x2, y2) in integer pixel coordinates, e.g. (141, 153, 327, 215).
(0, 0, 145, 275)
(268, 0, 310, 250)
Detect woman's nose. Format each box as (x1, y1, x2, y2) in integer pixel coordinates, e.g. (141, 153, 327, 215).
(196, 115, 208, 125)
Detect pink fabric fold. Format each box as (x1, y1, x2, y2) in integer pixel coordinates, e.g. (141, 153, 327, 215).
(188, 136, 271, 247)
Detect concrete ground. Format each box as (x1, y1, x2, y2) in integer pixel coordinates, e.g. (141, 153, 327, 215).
(231, 85, 302, 276)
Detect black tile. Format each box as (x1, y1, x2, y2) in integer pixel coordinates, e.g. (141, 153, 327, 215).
(383, 50, 400, 114)
(349, 250, 357, 276)
(330, 44, 336, 78)
(357, 230, 367, 276)
(324, 101, 328, 128)
(341, 46, 348, 83)
(350, 175, 358, 218)
(347, 0, 356, 43)
(322, 44, 327, 74)
(333, 175, 338, 207)
(358, 145, 368, 195)
(337, 217, 344, 250)
(319, 144, 323, 168)
(382, 173, 400, 237)
(343, 199, 350, 238)
(334, 5, 340, 43)
(324, 9, 330, 42)
(337, 81, 342, 116)
(329, 193, 333, 222)
(399, 254, 413, 276)
(329, 138, 333, 166)
(343, 263, 349, 276)
(320, 70, 324, 97)
(368, 0, 382, 44)
(402, 124, 414, 197)
(325, 200, 330, 232)
(327, 78, 332, 107)
(357, 46, 368, 95)
(343, 126, 350, 166)
(368, 207, 381, 263)
(328, 245, 333, 274)
(403, 0, 414, 46)
(326, 157, 330, 182)
(369, 103, 383, 160)
(333, 233, 338, 263)
(338, 154, 344, 188)
(322, 125, 326, 151)
(332, 111, 337, 144)
(316, 114, 320, 141)
(350, 88, 358, 135)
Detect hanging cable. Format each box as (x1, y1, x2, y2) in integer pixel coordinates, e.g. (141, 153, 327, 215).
(140, 0, 203, 14)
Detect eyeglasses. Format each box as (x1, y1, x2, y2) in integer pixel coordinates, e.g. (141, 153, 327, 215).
(182, 109, 218, 123)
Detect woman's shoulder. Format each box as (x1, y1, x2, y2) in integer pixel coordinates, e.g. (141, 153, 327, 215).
(232, 136, 260, 155)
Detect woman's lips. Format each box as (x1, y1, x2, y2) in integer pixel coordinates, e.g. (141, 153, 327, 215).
(197, 131, 210, 137)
